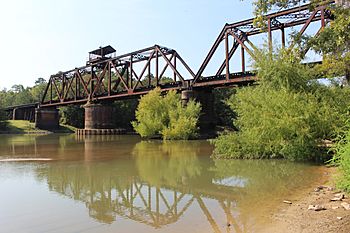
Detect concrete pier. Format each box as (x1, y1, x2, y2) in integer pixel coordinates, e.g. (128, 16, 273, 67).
(76, 103, 125, 135)
(84, 103, 114, 129)
(35, 108, 59, 129)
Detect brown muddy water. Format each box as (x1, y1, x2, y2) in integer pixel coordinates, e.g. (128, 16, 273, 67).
(0, 134, 323, 233)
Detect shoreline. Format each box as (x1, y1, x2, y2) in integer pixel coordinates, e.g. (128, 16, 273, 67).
(262, 166, 350, 233)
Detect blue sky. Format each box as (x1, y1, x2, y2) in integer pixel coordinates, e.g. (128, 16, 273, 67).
(0, 0, 256, 89)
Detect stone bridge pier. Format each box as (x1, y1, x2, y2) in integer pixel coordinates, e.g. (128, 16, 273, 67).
(84, 103, 114, 129)
(35, 108, 60, 130)
(76, 102, 125, 135)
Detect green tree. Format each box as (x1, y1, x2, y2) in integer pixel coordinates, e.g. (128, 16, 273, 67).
(30, 78, 47, 102)
(0, 105, 8, 130)
(112, 99, 138, 130)
(132, 88, 201, 140)
(251, 0, 350, 82)
(212, 49, 350, 161)
(330, 123, 350, 192)
(60, 105, 84, 128)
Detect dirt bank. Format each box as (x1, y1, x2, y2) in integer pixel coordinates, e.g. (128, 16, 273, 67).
(262, 167, 350, 233)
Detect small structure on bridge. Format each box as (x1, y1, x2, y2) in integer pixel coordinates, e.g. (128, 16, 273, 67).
(86, 45, 116, 66)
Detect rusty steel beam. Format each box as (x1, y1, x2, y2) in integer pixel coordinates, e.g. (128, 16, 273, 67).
(193, 1, 333, 84)
(38, 1, 334, 108)
(41, 45, 194, 107)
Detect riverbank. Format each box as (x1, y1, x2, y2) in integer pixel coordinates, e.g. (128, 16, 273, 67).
(263, 166, 350, 233)
(0, 120, 75, 134)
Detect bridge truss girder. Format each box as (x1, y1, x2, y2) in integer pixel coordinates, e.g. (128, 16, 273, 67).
(192, 2, 333, 86)
(41, 45, 195, 107)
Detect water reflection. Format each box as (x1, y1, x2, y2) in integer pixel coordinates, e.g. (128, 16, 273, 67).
(0, 135, 322, 233)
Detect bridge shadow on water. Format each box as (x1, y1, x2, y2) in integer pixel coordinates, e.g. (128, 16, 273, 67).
(0, 134, 322, 232)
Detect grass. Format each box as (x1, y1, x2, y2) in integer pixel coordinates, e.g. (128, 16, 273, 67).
(0, 120, 75, 134)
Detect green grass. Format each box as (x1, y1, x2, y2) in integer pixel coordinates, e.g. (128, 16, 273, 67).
(0, 120, 75, 134)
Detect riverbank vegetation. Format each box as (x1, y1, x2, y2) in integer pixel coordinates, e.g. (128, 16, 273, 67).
(0, 120, 75, 134)
(212, 49, 350, 161)
(331, 124, 350, 192)
(132, 88, 201, 139)
(226, 0, 350, 190)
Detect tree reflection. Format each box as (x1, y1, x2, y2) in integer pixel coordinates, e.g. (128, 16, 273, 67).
(133, 140, 202, 187)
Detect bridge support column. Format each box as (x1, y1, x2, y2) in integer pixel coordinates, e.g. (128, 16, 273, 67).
(181, 89, 216, 132)
(12, 108, 24, 120)
(35, 108, 59, 130)
(83, 103, 114, 129)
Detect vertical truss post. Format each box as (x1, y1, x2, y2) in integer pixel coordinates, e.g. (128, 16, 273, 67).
(108, 62, 111, 96)
(77, 73, 81, 98)
(148, 60, 151, 87)
(90, 68, 94, 101)
(225, 32, 230, 80)
(130, 56, 133, 91)
(126, 64, 129, 90)
(174, 55, 177, 82)
(268, 18, 272, 52)
(62, 75, 66, 102)
(50, 79, 53, 103)
(321, 7, 325, 28)
(241, 46, 245, 72)
(156, 50, 159, 86)
(75, 74, 78, 101)
(281, 26, 286, 48)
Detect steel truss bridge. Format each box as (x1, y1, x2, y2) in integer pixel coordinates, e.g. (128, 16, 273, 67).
(38, 2, 333, 108)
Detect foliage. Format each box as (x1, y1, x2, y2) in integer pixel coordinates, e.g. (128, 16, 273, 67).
(251, 0, 350, 81)
(330, 123, 350, 192)
(212, 49, 350, 161)
(60, 105, 84, 129)
(0, 78, 47, 107)
(309, 6, 350, 81)
(112, 99, 138, 129)
(0, 108, 8, 130)
(132, 88, 201, 140)
(0, 94, 8, 130)
(213, 88, 237, 128)
(133, 140, 202, 187)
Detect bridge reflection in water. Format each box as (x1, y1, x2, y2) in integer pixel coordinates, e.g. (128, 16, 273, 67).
(1, 135, 321, 232)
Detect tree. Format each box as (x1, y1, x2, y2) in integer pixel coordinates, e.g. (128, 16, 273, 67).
(251, 0, 350, 82)
(30, 78, 48, 102)
(212, 48, 350, 161)
(60, 105, 84, 128)
(132, 88, 201, 140)
(34, 77, 46, 85)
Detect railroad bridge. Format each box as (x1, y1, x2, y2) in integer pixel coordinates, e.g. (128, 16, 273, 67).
(4, 2, 333, 132)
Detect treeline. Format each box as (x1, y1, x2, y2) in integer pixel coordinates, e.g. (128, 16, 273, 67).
(0, 78, 47, 108)
(0, 78, 47, 129)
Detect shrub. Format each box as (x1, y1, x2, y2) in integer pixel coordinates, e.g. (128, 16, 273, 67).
(330, 124, 350, 192)
(132, 88, 201, 140)
(212, 49, 350, 161)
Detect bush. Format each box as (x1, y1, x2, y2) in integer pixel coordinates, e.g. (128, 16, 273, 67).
(330, 124, 350, 192)
(132, 88, 201, 140)
(212, 49, 350, 161)
(112, 99, 138, 130)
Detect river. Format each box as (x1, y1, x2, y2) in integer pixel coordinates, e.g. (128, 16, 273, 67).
(0, 134, 324, 233)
